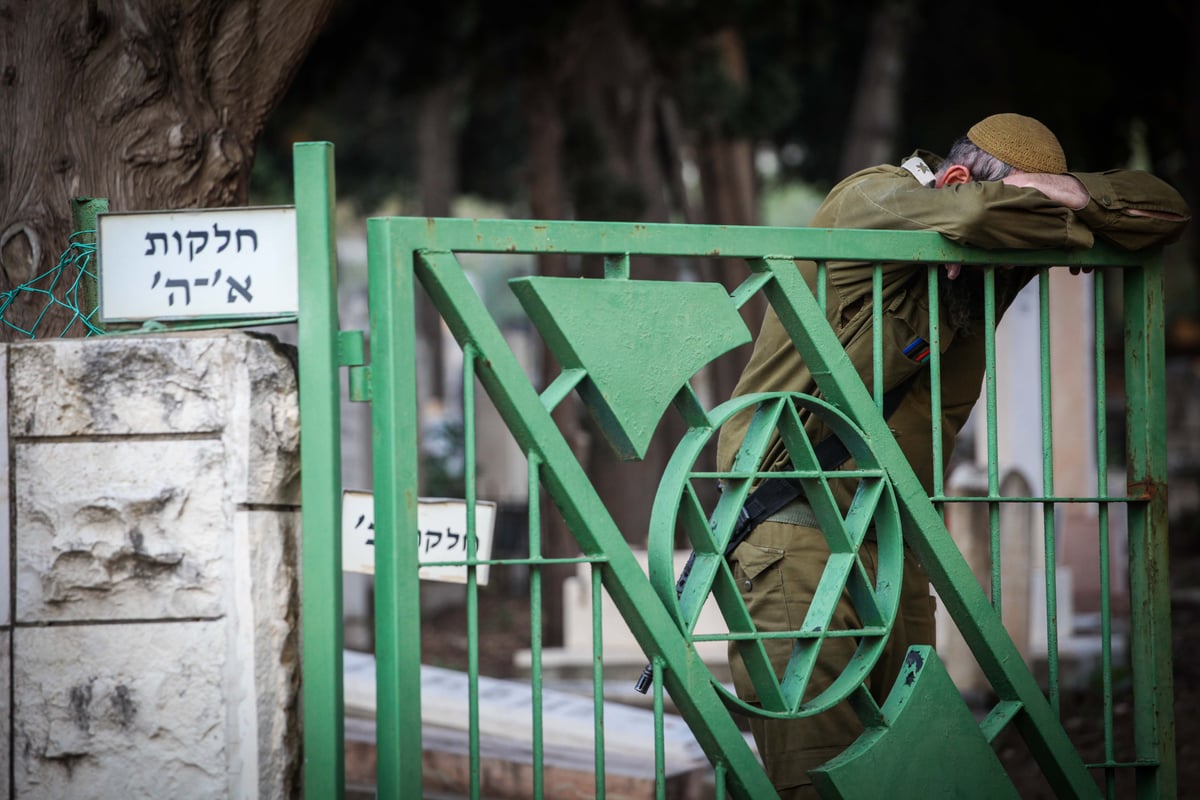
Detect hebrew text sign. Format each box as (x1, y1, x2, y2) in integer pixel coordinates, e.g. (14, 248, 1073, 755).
(98, 206, 298, 321)
(342, 491, 495, 584)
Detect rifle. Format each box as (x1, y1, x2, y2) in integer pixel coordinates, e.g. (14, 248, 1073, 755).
(633, 476, 805, 694)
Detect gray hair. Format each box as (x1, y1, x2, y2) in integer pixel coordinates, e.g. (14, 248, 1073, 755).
(937, 137, 1016, 182)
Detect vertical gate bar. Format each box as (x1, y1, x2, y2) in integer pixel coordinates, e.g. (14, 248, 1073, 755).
(1093, 271, 1116, 787)
(927, 266, 946, 498)
(294, 141, 345, 799)
(604, 253, 631, 280)
(592, 567, 606, 799)
(69, 196, 108, 334)
(1100, 493, 1116, 800)
(871, 264, 883, 407)
(982, 269, 1002, 611)
(1122, 257, 1175, 800)
(366, 219, 424, 797)
(653, 658, 667, 800)
(1038, 268, 1061, 714)
(528, 454, 545, 798)
(463, 345, 482, 798)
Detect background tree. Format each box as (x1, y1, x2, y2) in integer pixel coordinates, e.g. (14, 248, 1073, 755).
(10, 0, 1189, 648)
(0, 0, 338, 338)
(249, 0, 1195, 646)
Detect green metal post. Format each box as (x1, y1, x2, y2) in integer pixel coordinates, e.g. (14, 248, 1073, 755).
(366, 218, 425, 798)
(1123, 256, 1175, 799)
(70, 196, 107, 332)
(1038, 269, 1062, 715)
(528, 453, 546, 800)
(295, 141, 345, 798)
(1093, 271, 1117, 793)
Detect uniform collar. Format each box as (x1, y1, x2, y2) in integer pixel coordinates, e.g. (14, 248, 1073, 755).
(900, 155, 937, 187)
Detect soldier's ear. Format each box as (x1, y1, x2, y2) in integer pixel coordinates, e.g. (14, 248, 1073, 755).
(936, 164, 971, 187)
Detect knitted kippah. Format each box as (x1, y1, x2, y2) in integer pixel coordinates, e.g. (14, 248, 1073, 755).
(967, 113, 1068, 174)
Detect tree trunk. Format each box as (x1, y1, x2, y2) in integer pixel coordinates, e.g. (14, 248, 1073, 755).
(523, 70, 579, 646)
(695, 29, 759, 229)
(838, 0, 913, 176)
(692, 27, 762, 517)
(1186, 2, 1200, 314)
(554, 0, 701, 550)
(0, 0, 337, 340)
(695, 131, 760, 408)
(417, 80, 463, 403)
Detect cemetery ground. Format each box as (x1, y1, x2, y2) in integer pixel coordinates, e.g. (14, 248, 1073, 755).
(417, 529, 1200, 797)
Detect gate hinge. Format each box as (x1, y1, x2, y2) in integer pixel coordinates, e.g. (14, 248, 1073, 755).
(338, 330, 371, 402)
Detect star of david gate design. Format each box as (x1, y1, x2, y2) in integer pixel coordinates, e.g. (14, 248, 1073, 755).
(295, 143, 1175, 799)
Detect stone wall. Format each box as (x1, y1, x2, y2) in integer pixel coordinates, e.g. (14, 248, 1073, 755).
(2, 332, 301, 798)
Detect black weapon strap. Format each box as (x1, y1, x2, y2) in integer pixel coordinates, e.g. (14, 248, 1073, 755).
(732, 373, 918, 544)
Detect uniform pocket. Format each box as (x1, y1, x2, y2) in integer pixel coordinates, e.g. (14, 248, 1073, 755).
(728, 541, 788, 703)
(886, 288, 952, 362)
(834, 278, 956, 399)
(732, 541, 785, 584)
(729, 541, 789, 633)
(876, 284, 957, 392)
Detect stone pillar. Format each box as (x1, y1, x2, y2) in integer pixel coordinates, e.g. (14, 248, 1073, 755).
(5, 332, 300, 799)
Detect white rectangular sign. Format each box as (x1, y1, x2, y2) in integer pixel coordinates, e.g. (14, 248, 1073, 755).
(97, 206, 298, 321)
(342, 491, 495, 585)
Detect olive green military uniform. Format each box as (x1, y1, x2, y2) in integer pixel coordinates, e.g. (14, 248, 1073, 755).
(716, 153, 1191, 798)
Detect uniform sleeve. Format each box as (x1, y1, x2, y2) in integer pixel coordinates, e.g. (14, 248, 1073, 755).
(820, 172, 1096, 250)
(1068, 170, 1191, 251)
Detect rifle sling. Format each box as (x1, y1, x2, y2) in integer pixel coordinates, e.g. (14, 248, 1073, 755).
(733, 375, 916, 543)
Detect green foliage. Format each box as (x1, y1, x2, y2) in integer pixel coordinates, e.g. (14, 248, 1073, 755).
(421, 418, 466, 498)
(456, 82, 530, 204)
(562, 115, 648, 221)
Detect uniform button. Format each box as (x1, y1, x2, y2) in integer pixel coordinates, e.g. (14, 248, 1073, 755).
(1100, 196, 1112, 206)
(744, 579, 753, 591)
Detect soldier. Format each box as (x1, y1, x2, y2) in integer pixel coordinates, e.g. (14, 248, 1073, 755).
(716, 113, 1191, 799)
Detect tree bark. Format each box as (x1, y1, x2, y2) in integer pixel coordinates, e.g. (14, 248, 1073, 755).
(523, 69, 579, 646)
(838, 0, 913, 176)
(554, 0, 702, 550)
(0, 0, 337, 340)
(417, 80, 463, 402)
(692, 26, 762, 489)
(1186, 2, 1200, 314)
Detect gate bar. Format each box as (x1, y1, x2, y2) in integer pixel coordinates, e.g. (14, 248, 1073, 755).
(1123, 257, 1175, 800)
(295, 141, 346, 798)
(366, 219, 425, 798)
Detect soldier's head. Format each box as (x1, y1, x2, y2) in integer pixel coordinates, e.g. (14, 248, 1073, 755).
(934, 114, 1068, 331)
(936, 113, 1067, 186)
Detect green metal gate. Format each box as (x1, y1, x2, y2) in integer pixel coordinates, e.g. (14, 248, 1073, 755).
(295, 142, 1174, 798)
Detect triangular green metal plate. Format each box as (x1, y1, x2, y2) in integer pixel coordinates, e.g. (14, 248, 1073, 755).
(510, 277, 751, 459)
(810, 646, 1021, 799)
